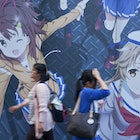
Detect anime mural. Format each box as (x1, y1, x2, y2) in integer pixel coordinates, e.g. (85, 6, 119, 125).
(0, 0, 140, 140)
(102, 0, 140, 68)
(0, 0, 89, 139)
(96, 0, 140, 139)
(98, 31, 140, 140)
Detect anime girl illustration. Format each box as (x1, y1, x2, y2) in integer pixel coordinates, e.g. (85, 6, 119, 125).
(102, 0, 140, 68)
(103, 0, 140, 43)
(97, 31, 140, 140)
(34, 0, 72, 47)
(0, 0, 89, 118)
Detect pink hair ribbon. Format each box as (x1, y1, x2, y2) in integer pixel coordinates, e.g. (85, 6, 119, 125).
(1, 0, 16, 8)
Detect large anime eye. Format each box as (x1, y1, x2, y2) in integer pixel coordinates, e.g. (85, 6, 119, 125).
(0, 39, 7, 47)
(128, 69, 138, 77)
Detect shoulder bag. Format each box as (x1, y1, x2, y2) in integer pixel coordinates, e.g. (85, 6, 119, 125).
(67, 94, 100, 138)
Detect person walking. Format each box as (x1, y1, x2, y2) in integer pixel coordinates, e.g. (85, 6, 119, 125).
(73, 68, 110, 140)
(8, 63, 54, 140)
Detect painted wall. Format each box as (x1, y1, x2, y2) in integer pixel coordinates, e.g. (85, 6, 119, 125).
(0, 0, 140, 140)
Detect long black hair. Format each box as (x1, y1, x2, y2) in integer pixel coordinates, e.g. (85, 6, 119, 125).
(33, 63, 50, 82)
(75, 69, 97, 101)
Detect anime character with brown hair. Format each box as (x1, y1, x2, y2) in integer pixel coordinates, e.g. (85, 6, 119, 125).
(0, 0, 89, 118)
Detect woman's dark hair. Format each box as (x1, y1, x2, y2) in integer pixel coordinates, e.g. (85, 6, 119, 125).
(75, 69, 97, 101)
(33, 63, 50, 82)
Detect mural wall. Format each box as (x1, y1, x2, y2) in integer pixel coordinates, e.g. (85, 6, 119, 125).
(0, 0, 140, 140)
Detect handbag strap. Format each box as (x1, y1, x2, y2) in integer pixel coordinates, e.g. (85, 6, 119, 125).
(72, 92, 94, 119)
(89, 102, 93, 119)
(72, 94, 81, 115)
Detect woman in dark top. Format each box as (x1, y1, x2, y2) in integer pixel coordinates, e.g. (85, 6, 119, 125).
(73, 68, 110, 140)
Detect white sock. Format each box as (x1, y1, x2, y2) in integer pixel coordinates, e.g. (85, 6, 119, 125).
(112, 18, 129, 43)
(104, 20, 115, 31)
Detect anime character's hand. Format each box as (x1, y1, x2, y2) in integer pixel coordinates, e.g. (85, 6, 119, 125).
(75, 0, 90, 21)
(60, 0, 68, 10)
(82, 0, 90, 3)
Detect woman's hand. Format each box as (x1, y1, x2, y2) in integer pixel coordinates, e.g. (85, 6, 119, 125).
(92, 68, 100, 79)
(8, 99, 29, 113)
(92, 68, 108, 89)
(8, 105, 19, 113)
(98, 100, 104, 109)
(38, 122, 44, 133)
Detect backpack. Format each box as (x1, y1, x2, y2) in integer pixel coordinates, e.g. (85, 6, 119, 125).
(46, 84, 66, 122)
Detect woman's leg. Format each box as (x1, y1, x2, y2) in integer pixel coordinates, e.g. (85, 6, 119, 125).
(42, 129, 54, 140)
(26, 125, 39, 140)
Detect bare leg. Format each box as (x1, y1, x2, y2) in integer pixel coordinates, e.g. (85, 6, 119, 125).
(104, 12, 116, 31)
(112, 18, 129, 43)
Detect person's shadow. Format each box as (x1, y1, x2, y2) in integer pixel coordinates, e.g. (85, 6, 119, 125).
(84, 0, 109, 48)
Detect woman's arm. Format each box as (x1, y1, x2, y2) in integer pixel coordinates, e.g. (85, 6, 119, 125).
(35, 83, 50, 123)
(35, 83, 50, 134)
(92, 68, 108, 90)
(86, 68, 110, 100)
(8, 98, 29, 113)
